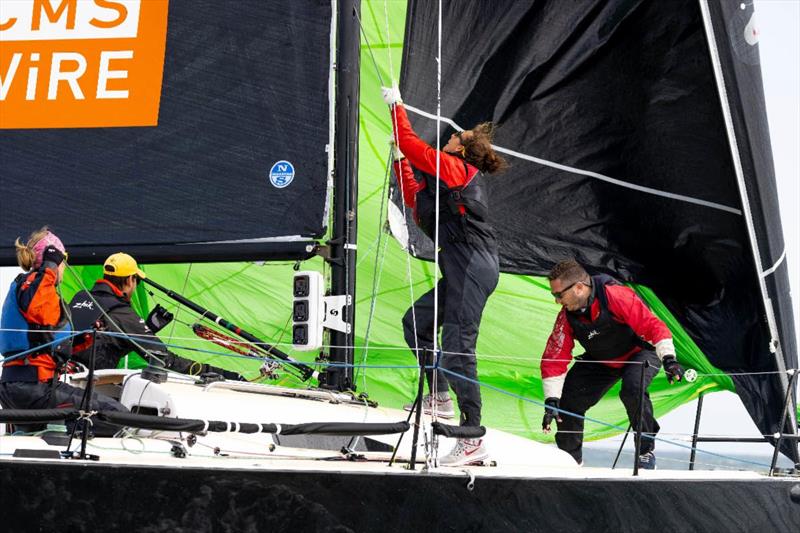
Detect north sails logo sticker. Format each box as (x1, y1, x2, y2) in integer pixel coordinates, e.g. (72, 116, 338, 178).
(269, 160, 295, 188)
(0, 0, 169, 129)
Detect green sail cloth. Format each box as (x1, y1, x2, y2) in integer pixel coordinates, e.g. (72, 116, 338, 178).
(59, 0, 763, 442)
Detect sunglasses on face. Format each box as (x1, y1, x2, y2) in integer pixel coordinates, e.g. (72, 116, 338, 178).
(452, 130, 464, 140)
(551, 281, 579, 300)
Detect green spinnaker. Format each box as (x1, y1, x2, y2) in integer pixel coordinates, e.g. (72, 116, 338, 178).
(61, 0, 745, 443)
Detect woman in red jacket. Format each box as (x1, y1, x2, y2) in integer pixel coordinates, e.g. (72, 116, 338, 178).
(384, 87, 507, 466)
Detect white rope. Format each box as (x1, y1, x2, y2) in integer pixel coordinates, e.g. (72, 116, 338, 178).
(403, 104, 742, 216)
(761, 247, 786, 278)
(162, 262, 194, 360)
(358, 229, 391, 390)
(697, 2, 792, 437)
(382, 0, 423, 417)
(430, 0, 443, 422)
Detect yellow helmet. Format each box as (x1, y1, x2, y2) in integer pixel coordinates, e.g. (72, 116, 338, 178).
(103, 252, 146, 279)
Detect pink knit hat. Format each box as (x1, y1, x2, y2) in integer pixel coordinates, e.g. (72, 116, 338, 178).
(32, 231, 65, 269)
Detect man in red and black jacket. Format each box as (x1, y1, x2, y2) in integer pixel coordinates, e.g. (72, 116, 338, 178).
(540, 259, 685, 469)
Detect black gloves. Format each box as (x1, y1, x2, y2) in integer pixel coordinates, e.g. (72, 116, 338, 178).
(42, 245, 65, 267)
(217, 367, 248, 382)
(542, 397, 562, 432)
(199, 365, 247, 382)
(145, 304, 174, 333)
(663, 355, 685, 384)
(151, 351, 247, 382)
(52, 340, 72, 368)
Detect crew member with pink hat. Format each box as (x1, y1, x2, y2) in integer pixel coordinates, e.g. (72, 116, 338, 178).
(0, 227, 127, 435)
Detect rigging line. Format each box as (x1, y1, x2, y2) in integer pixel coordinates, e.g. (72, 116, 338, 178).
(352, 3, 385, 87)
(355, 231, 383, 267)
(69, 328, 779, 371)
(381, 0, 395, 90)
(359, 224, 391, 388)
(698, 1, 795, 444)
(608, 450, 772, 473)
(436, 366, 774, 469)
(163, 263, 194, 355)
(382, 28, 422, 405)
(761, 247, 786, 278)
(430, 0, 444, 419)
(382, 0, 432, 447)
(358, 157, 392, 388)
(403, 104, 743, 216)
(0, 333, 82, 364)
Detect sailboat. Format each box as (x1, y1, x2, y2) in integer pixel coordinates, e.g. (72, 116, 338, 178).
(1, 0, 798, 531)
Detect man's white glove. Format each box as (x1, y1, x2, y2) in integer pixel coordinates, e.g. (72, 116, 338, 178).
(389, 138, 405, 161)
(382, 86, 402, 106)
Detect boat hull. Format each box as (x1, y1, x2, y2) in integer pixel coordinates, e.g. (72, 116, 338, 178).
(2, 460, 798, 532)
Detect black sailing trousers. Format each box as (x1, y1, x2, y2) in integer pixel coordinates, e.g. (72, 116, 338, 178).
(402, 241, 499, 427)
(555, 349, 662, 463)
(0, 380, 128, 437)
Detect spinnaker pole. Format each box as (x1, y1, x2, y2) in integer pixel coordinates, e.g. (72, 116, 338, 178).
(141, 277, 318, 381)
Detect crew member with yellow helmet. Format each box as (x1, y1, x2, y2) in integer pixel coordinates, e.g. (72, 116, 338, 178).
(69, 253, 245, 380)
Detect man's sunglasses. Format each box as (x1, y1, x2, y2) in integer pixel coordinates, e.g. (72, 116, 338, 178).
(551, 281, 580, 299)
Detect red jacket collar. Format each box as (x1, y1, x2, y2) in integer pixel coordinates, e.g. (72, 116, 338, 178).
(95, 278, 125, 298)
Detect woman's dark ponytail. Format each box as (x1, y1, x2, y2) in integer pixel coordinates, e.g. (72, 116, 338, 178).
(462, 122, 509, 174)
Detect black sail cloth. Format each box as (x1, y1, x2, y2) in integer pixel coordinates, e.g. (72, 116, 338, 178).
(394, 0, 797, 460)
(0, 1, 332, 263)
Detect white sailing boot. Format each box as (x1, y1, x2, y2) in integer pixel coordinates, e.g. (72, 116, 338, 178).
(403, 393, 455, 419)
(439, 438, 489, 466)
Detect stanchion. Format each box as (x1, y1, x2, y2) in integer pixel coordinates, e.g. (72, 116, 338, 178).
(611, 425, 631, 469)
(78, 330, 97, 460)
(632, 360, 649, 476)
(769, 370, 798, 476)
(689, 393, 704, 470)
(390, 388, 421, 467)
(407, 348, 429, 470)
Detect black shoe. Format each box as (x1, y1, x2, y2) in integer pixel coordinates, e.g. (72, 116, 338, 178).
(638, 451, 657, 470)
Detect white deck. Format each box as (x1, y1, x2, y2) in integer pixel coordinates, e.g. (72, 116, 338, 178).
(0, 370, 773, 482)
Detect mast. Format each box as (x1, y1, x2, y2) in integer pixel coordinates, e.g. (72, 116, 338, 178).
(322, 0, 361, 391)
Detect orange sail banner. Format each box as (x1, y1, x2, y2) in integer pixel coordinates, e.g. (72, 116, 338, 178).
(0, 0, 168, 129)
